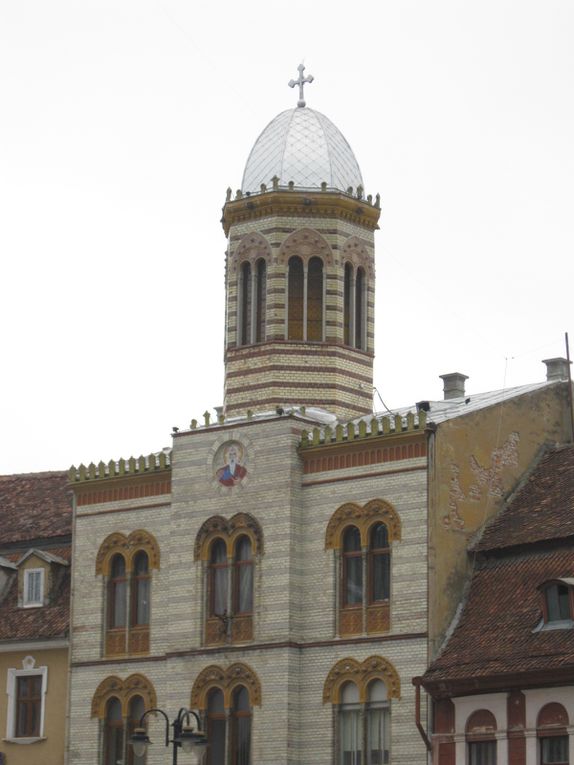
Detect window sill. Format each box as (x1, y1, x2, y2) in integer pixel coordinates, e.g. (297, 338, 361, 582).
(3, 736, 46, 745)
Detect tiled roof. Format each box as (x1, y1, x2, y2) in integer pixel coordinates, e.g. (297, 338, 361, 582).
(423, 549, 574, 687)
(424, 445, 574, 691)
(474, 445, 574, 551)
(0, 568, 69, 641)
(0, 472, 71, 545)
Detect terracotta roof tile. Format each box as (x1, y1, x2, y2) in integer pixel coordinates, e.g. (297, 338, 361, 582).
(0, 472, 72, 545)
(0, 568, 69, 641)
(474, 445, 574, 551)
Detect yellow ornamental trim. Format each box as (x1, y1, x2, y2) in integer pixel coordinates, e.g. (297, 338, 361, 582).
(95, 529, 160, 575)
(325, 499, 401, 550)
(91, 673, 157, 718)
(323, 656, 401, 704)
(191, 662, 262, 710)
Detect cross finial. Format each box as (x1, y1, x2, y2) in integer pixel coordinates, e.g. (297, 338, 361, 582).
(288, 63, 314, 108)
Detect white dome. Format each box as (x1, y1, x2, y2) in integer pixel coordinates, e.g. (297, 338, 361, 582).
(242, 107, 364, 194)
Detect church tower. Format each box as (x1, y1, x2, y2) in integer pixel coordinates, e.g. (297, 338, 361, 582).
(222, 66, 381, 420)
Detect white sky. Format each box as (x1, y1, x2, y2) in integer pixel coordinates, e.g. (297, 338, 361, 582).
(1, 0, 573, 474)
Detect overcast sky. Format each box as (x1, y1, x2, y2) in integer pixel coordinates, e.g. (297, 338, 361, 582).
(1, 0, 573, 474)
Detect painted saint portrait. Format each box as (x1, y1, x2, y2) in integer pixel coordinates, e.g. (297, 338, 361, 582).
(215, 442, 247, 487)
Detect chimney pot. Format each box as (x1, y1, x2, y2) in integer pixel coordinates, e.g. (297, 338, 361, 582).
(542, 357, 571, 382)
(439, 372, 469, 400)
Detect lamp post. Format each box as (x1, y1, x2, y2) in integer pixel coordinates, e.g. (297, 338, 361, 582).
(130, 707, 207, 765)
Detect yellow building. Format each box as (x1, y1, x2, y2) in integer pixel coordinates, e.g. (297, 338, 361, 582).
(0, 472, 71, 765)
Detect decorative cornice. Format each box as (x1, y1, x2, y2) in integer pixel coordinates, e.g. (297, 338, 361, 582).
(194, 513, 264, 561)
(323, 655, 401, 703)
(325, 499, 402, 550)
(95, 529, 160, 575)
(301, 410, 427, 449)
(191, 662, 262, 709)
(91, 673, 157, 718)
(69, 451, 171, 484)
(222, 189, 381, 236)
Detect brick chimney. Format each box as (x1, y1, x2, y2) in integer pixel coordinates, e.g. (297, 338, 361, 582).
(542, 357, 572, 382)
(439, 372, 468, 400)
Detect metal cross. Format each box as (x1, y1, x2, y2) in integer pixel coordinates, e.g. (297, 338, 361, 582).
(288, 64, 314, 108)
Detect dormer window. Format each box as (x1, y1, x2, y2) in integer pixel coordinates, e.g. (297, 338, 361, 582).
(23, 569, 44, 608)
(537, 578, 574, 629)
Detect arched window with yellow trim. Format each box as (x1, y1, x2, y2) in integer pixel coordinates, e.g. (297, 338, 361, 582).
(195, 515, 263, 646)
(326, 501, 401, 637)
(207, 688, 226, 765)
(96, 531, 160, 657)
(103, 697, 124, 765)
(324, 657, 397, 765)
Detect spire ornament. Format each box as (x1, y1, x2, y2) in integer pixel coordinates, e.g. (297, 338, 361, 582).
(288, 63, 314, 108)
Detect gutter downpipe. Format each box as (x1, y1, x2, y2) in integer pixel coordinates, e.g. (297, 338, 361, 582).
(412, 677, 432, 752)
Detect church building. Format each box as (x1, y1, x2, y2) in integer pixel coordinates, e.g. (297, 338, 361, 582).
(65, 68, 573, 765)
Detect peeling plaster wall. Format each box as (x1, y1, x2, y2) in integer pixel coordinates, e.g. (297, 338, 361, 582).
(428, 382, 572, 656)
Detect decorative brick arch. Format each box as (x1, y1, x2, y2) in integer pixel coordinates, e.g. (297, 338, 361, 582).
(323, 656, 401, 704)
(278, 228, 334, 267)
(91, 673, 157, 718)
(537, 702, 569, 729)
(325, 499, 401, 550)
(232, 231, 272, 266)
(341, 236, 374, 278)
(194, 512, 264, 561)
(95, 529, 160, 575)
(191, 662, 262, 709)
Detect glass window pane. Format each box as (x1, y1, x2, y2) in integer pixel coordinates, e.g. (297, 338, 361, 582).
(238, 563, 253, 613)
(340, 709, 362, 765)
(235, 537, 252, 562)
(541, 736, 569, 764)
(343, 527, 361, 552)
(208, 689, 225, 713)
(558, 585, 570, 620)
(136, 579, 150, 625)
(235, 716, 251, 765)
(370, 523, 388, 549)
(211, 540, 227, 564)
(345, 556, 363, 605)
(111, 555, 126, 577)
(367, 681, 387, 703)
(134, 552, 149, 575)
(213, 566, 228, 615)
(341, 683, 360, 705)
(113, 580, 127, 627)
(367, 707, 389, 765)
(468, 740, 496, 765)
(371, 553, 390, 602)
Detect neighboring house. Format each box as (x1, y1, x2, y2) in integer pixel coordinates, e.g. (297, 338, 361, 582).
(0, 471, 71, 765)
(64, 70, 574, 765)
(419, 444, 574, 765)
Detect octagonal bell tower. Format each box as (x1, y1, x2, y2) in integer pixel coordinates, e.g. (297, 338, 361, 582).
(222, 67, 381, 420)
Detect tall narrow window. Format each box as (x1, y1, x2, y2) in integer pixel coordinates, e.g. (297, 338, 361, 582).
(255, 258, 266, 343)
(366, 680, 389, 765)
(307, 256, 323, 341)
(339, 682, 362, 765)
(343, 527, 363, 607)
(540, 736, 569, 765)
(231, 686, 252, 765)
(344, 263, 352, 345)
(23, 568, 44, 607)
(546, 583, 571, 622)
(209, 539, 228, 617)
(207, 688, 226, 765)
(128, 695, 146, 765)
(104, 697, 124, 765)
(466, 710, 497, 765)
(15, 675, 42, 737)
(233, 536, 253, 615)
(538, 703, 569, 765)
(109, 554, 127, 629)
(240, 261, 252, 346)
(369, 524, 390, 603)
(355, 267, 365, 349)
(287, 256, 304, 340)
(132, 551, 150, 627)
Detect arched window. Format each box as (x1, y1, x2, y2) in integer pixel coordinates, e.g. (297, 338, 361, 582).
(343, 527, 363, 607)
(209, 539, 229, 618)
(327, 501, 400, 637)
(207, 688, 226, 765)
(339, 682, 361, 765)
(108, 554, 127, 630)
(233, 536, 253, 615)
(538, 703, 569, 765)
(127, 695, 146, 765)
(366, 680, 389, 765)
(131, 551, 150, 627)
(231, 686, 252, 765)
(288, 256, 304, 340)
(368, 523, 390, 604)
(355, 267, 365, 350)
(344, 263, 352, 345)
(103, 697, 124, 765)
(240, 262, 252, 346)
(307, 256, 323, 341)
(466, 710, 497, 765)
(255, 258, 266, 343)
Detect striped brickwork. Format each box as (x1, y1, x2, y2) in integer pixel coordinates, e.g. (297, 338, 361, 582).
(67, 414, 429, 765)
(223, 191, 379, 420)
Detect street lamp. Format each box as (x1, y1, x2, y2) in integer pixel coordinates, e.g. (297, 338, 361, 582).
(130, 707, 207, 764)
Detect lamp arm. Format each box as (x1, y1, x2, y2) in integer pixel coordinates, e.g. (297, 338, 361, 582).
(139, 707, 171, 747)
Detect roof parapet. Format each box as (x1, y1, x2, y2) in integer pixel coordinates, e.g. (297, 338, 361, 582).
(300, 410, 427, 448)
(69, 450, 172, 484)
